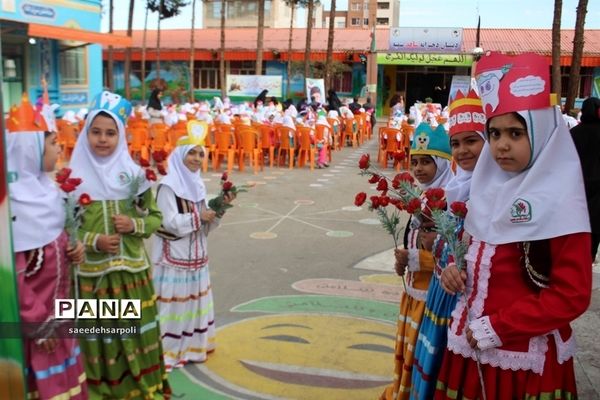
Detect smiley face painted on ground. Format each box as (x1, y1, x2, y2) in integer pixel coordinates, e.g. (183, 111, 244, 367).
(202, 313, 395, 400)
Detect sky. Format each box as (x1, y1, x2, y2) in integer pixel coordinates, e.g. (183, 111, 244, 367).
(101, 0, 600, 32)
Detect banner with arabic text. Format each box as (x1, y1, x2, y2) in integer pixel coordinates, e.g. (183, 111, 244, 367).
(389, 27, 463, 53)
(377, 53, 472, 67)
(226, 75, 282, 98)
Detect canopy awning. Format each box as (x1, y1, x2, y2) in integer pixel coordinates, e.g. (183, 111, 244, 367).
(28, 23, 132, 47)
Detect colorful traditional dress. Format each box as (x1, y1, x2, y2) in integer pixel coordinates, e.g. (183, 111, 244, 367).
(7, 132, 88, 399)
(70, 93, 170, 399)
(152, 185, 219, 371)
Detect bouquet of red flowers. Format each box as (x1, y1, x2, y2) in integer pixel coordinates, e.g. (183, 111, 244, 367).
(208, 172, 253, 218)
(55, 168, 91, 248)
(126, 168, 157, 213)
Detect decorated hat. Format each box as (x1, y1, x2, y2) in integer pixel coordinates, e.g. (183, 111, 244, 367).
(447, 89, 486, 136)
(176, 120, 208, 147)
(475, 52, 551, 119)
(411, 123, 452, 160)
(5, 93, 48, 132)
(89, 91, 132, 125)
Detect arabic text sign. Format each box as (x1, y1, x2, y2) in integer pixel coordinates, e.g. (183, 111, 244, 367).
(226, 75, 282, 98)
(377, 52, 473, 67)
(389, 27, 463, 53)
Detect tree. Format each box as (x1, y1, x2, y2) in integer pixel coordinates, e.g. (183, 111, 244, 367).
(148, 0, 189, 81)
(325, 0, 336, 91)
(141, 3, 150, 101)
(565, 0, 588, 113)
(304, 0, 315, 86)
(106, 0, 114, 90)
(256, 0, 265, 74)
(124, 0, 135, 99)
(189, 0, 197, 102)
(552, 0, 562, 100)
(220, 0, 226, 98)
(284, 0, 297, 98)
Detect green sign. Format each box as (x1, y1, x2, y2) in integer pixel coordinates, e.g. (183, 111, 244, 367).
(377, 52, 473, 66)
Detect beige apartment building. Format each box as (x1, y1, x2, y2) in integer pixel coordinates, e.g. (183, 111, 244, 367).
(332, 0, 399, 28)
(203, 0, 323, 28)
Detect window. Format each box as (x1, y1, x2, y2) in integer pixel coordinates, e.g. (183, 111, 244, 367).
(363, 18, 369, 25)
(351, 2, 361, 11)
(229, 60, 256, 76)
(195, 61, 221, 90)
(59, 46, 86, 85)
(377, 17, 389, 25)
(363, 1, 369, 10)
(337, 21, 346, 28)
(332, 68, 353, 93)
(351, 18, 361, 25)
(378, 2, 390, 9)
(211, 2, 221, 18)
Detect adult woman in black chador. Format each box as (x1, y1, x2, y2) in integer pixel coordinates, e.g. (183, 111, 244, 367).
(254, 89, 268, 108)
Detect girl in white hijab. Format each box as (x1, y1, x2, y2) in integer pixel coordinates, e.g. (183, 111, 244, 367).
(438, 52, 591, 400)
(152, 121, 234, 371)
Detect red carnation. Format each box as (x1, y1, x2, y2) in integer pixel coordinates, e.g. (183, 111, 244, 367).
(425, 188, 445, 202)
(145, 168, 157, 182)
(450, 201, 468, 218)
(221, 172, 228, 182)
(354, 192, 367, 207)
(398, 172, 414, 184)
(379, 196, 390, 207)
(152, 151, 166, 163)
(60, 182, 77, 193)
(358, 153, 370, 170)
(65, 177, 82, 187)
(405, 198, 422, 214)
(368, 174, 380, 184)
(370, 195, 380, 209)
(393, 151, 405, 162)
(428, 199, 447, 211)
(157, 164, 167, 176)
(78, 193, 92, 206)
(376, 178, 388, 192)
(55, 168, 72, 184)
(222, 181, 233, 191)
(139, 158, 150, 167)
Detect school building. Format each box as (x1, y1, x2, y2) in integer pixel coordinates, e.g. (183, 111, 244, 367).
(104, 27, 600, 116)
(0, 0, 130, 113)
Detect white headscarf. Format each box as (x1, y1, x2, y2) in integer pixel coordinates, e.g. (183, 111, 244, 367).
(466, 107, 590, 244)
(419, 156, 453, 190)
(7, 132, 65, 252)
(444, 132, 486, 204)
(69, 109, 151, 201)
(159, 140, 206, 203)
(283, 116, 296, 131)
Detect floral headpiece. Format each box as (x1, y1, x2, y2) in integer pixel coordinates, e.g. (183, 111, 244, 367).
(411, 123, 452, 160)
(447, 89, 486, 137)
(5, 93, 48, 133)
(89, 91, 132, 126)
(176, 120, 208, 147)
(475, 52, 552, 119)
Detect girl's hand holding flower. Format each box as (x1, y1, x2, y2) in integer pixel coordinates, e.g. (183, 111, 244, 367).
(465, 327, 479, 349)
(394, 248, 409, 276)
(67, 241, 85, 264)
(112, 214, 135, 234)
(201, 208, 217, 224)
(223, 191, 236, 205)
(97, 234, 120, 254)
(440, 263, 466, 295)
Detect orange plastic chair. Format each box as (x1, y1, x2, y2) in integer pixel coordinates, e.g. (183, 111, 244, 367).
(150, 123, 169, 153)
(296, 126, 316, 170)
(327, 117, 341, 151)
(354, 113, 366, 145)
(56, 123, 79, 162)
(237, 127, 261, 174)
(258, 124, 275, 168)
(212, 125, 236, 173)
(342, 117, 357, 148)
(399, 125, 414, 170)
(168, 128, 187, 149)
(379, 127, 403, 171)
(275, 126, 296, 169)
(315, 124, 332, 164)
(128, 127, 149, 162)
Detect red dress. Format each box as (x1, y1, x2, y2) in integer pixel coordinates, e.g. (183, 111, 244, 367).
(435, 233, 592, 399)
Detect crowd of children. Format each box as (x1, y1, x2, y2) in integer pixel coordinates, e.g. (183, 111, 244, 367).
(4, 50, 597, 400)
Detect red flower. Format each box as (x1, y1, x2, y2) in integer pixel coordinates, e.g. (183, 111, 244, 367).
(222, 181, 233, 191)
(428, 199, 447, 211)
(152, 151, 166, 163)
(221, 172, 228, 182)
(425, 188, 445, 202)
(405, 198, 422, 214)
(78, 193, 92, 206)
(65, 178, 82, 187)
(397, 172, 414, 184)
(395, 201, 404, 211)
(368, 174, 380, 184)
(379, 196, 390, 207)
(354, 192, 367, 207)
(370, 195, 380, 209)
(145, 168, 157, 182)
(157, 164, 167, 176)
(358, 154, 370, 170)
(376, 178, 388, 192)
(139, 158, 150, 167)
(60, 182, 77, 193)
(55, 168, 72, 184)
(450, 201, 468, 218)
